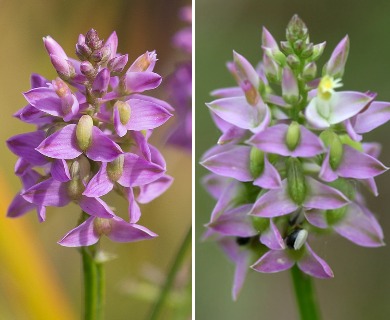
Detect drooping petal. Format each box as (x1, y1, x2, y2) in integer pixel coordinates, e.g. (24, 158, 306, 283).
(253, 156, 282, 189)
(248, 124, 324, 157)
(85, 126, 123, 162)
(124, 71, 162, 93)
(83, 163, 114, 197)
(51, 159, 71, 182)
(7, 131, 47, 165)
(208, 204, 256, 237)
(353, 101, 390, 133)
(118, 153, 165, 188)
(200, 145, 252, 182)
(7, 194, 36, 218)
(259, 220, 285, 250)
(218, 238, 250, 301)
(22, 178, 70, 207)
(58, 217, 100, 247)
(251, 180, 298, 217)
(333, 203, 384, 247)
(125, 99, 172, 131)
(297, 244, 334, 278)
(304, 177, 350, 210)
(126, 187, 142, 223)
(23, 88, 64, 118)
(36, 124, 82, 159)
(78, 197, 114, 218)
(251, 250, 294, 273)
(108, 218, 157, 242)
(137, 175, 174, 204)
(335, 145, 388, 179)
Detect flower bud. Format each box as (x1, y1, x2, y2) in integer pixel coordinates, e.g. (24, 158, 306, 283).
(233, 51, 259, 90)
(50, 54, 75, 79)
(286, 15, 308, 43)
(67, 161, 84, 200)
(285, 121, 301, 151)
(301, 42, 313, 59)
(286, 157, 307, 205)
(91, 45, 111, 64)
(262, 27, 279, 52)
(80, 61, 96, 77)
(128, 51, 157, 72)
(282, 67, 299, 104)
(43, 36, 67, 59)
(262, 54, 280, 82)
(92, 68, 110, 97)
(76, 43, 92, 61)
(311, 42, 326, 61)
(108, 54, 128, 74)
(286, 54, 300, 69)
(320, 130, 344, 170)
(280, 41, 293, 55)
(115, 101, 131, 125)
(76, 115, 93, 151)
(250, 147, 265, 178)
(325, 35, 349, 78)
(85, 28, 103, 50)
(302, 62, 317, 80)
(286, 228, 308, 250)
(107, 154, 124, 182)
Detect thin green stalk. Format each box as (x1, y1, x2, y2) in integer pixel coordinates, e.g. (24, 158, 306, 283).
(81, 245, 104, 320)
(290, 265, 321, 320)
(148, 226, 192, 320)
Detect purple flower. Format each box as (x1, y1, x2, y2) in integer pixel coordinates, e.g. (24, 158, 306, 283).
(7, 28, 174, 247)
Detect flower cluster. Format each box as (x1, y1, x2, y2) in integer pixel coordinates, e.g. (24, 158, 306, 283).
(201, 15, 390, 300)
(166, 6, 192, 152)
(7, 29, 174, 247)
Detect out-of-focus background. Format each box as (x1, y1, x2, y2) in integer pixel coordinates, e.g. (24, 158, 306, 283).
(196, 0, 390, 319)
(0, 1, 191, 319)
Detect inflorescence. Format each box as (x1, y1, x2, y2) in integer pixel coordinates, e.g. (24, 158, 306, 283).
(201, 15, 390, 300)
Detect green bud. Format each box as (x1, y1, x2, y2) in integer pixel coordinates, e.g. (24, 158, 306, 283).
(286, 15, 308, 43)
(301, 43, 313, 59)
(251, 216, 269, 233)
(107, 154, 124, 182)
(339, 134, 363, 151)
(286, 121, 301, 151)
(115, 101, 131, 125)
(311, 42, 326, 61)
(286, 157, 307, 205)
(302, 62, 317, 81)
(249, 147, 265, 178)
(328, 178, 355, 201)
(273, 50, 287, 66)
(326, 207, 347, 225)
(76, 115, 93, 151)
(286, 54, 300, 69)
(67, 162, 85, 200)
(280, 41, 293, 55)
(320, 130, 344, 170)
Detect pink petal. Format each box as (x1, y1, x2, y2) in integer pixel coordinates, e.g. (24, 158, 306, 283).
(297, 244, 334, 278)
(200, 145, 252, 182)
(137, 175, 174, 204)
(22, 178, 70, 207)
(248, 124, 324, 157)
(51, 159, 71, 182)
(58, 217, 100, 247)
(79, 197, 114, 218)
(23, 88, 63, 117)
(127, 187, 142, 223)
(83, 163, 114, 197)
(125, 71, 162, 93)
(304, 177, 350, 210)
(113, 105, 128, 137)
(86, 126, 123, 162)
(250, 180, 299, 217)
(251, 250, 294, 273)
(109, 218, 157, 242)
(253, 157, 282, 189)
(334, 203, 384, 247)
(36, 124, 82, 159)
(259, 220, 285, 250)
(354, 101, 390, 133)
(118, 153, 165, 187)
(125, 98, 172, 131)
(7, 131, 47, 165)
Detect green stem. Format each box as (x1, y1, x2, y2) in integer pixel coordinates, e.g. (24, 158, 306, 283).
(148, 226, 192, 320)
(290, 265, 321, 320)
(81, 245, 105, 320)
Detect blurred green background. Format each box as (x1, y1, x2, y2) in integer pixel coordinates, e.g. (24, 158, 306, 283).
(196, 0, 390, 319)
(0, 1, 191, 319)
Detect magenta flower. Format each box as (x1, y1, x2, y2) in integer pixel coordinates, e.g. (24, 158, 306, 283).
(7, 28, 173, 247)
(201, 15, 389, 299)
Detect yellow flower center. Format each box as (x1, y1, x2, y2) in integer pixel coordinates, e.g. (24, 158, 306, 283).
(318, 75, 342, 100)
